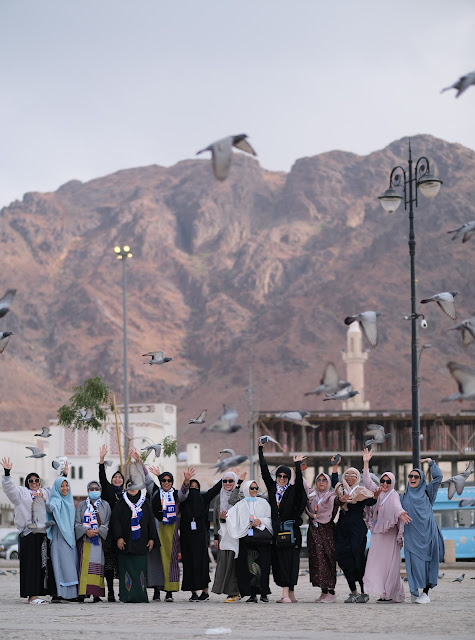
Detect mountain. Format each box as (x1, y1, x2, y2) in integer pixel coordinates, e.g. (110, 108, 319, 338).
(1, 134, 474, 460)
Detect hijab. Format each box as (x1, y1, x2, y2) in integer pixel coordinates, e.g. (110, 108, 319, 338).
(47, 476, 76, 547)
(306, 473, 337, 524)
(25, 472, 40, 489)
(365, 471, 404, 537)
(275, 465, 291, 505)
(335, 467, 373, 510)
(110, 471, 125, 495)
(226, 480, 272, 540)
(219, 471, 238, 512)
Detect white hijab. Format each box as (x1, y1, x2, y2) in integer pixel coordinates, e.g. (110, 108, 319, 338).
(226, 481, 273, 542)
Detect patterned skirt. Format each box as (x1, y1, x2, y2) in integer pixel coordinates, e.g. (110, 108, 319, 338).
(118, 554, 148, 603)
(307, 520, 336, 589)
(77, 537, 105, 597)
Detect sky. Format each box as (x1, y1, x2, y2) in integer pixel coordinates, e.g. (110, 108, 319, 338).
(0, 1, 474, 209)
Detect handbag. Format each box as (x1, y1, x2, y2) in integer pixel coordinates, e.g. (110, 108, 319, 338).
(247, 526, 273, 545)
(275, 520, 295, 547)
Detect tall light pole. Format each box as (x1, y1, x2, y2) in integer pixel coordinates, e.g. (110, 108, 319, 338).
(114, 245, 133, 452)
(378, 140, 442, 469)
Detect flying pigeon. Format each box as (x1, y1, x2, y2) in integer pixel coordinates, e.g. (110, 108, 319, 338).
(258, 435, 280, 446)
(210, 454, 248, 474)
(219, 449, 236, 457)
(126, 459, 146, 491)
(447, 220, 475, 243)
(0, 331, 14, 354)
(98, 459, 113, 467)
(26, 446, 46, 459)
(204, 406, 242, 434)
(197, 134, 257, 181)
(141, 443, 162, 459)
(448, 316, 475, 347)
(452, 573, 465, 582)
(189, 410, 207, 424)
(441, 71, 475, 98)
(420, 291, 459, 320)
(323, 388, 359, 402)
(142, 350, 172, 365)
(304, 362, 349, 396)
(52, 456, 68, 473)
(441, 461, 474, 499)
(0, 289, 16, 319)
(443, 361, 475, 402)
(275, 411, 312, 427)
(344, 311, 382, 348)
(34, 426, 52, 438)
(459, 499, 475, 507)
(369, 472, 381, 486)
(364, 424, 392, 448)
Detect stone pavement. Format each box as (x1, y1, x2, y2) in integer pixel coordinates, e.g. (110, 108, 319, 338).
(0, 564, 473, 640)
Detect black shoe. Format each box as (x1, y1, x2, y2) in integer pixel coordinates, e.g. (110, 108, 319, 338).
(198, 592, 210, 601)
(93, 596, 102, 603)
(260, 595, 269, 603)
(153, 589, 161, 601)
(107, 593, 116, 603)
(246, 595, 258, 603)
(77, 596, 85, 603)
(189, 593, 199, 602)
(165, 592, 174, 602)
(51, 596, 62, 604)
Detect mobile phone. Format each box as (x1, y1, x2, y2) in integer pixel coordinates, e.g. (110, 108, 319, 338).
(259, 436, 270, 444)
(331, 454, 341, 465)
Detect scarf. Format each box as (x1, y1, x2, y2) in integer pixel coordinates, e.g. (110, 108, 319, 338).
(83, 497, 102, 545)
(275, 464, 291, 506)
(123, 491, 146, 540)
(335, 467, 373, 511)
(159, 487, 177, 524)
(306, 473, 337, 524)
(46, 476, 76, 547)
(226, 481, 273, 542)
(219, 472, 238, 512)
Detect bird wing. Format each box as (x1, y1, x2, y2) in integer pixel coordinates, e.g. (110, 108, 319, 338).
(434, 294, 457, 320)
(233, 136, 257, 156)
(26, 446, 40, 455)
(462, 460, 474, 478)
(365, 424, 385, 436)
(0, 334, 12, 354)
(359, 313, 378, 347)
(446, 480, 456, 500)
(197, 410, 207, 421)
(0, 289, 16, 311)
(448, 361, 475, 396)
(322, 362, 339, 388)
(211, 139, 233, 181)
(453, 475, 467, 496)
(461, 320, 475, 346)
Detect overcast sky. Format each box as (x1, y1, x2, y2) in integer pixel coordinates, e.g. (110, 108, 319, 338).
(0, 1, 474, 209)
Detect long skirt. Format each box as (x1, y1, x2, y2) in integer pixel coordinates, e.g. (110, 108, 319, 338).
(19, 532, 56, 598)
(363, 528, 404, 602)
(272, 545, 300, 589)
(335, 518, 367, 588)
(147, 518, 164, 588)
(405, 546, 440, 597)
(308, 521, 336, 590)
(118, 554, 148, 603)
(212, 549, 239, 596)
(104, 548, 119, 579)
(158, 521, 180, 591)
(235, 539, 271, 597)
(50, 526, 79, 600)
(77, 537, 105, 597)
(180, 528, 210, 592)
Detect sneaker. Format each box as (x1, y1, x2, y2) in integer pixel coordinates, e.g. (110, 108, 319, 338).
(93, 596, 102, 603)
(224, 595, 241, 602)
(355, 593, 369, 603)
(198, 592, 210, 601)
(51, 596, 62, 604)
(315, 592, 326, 603)
(411, 593, 419, 603)
(415, 592, 430, 604)
(260, 595, 269, 603)
(246, 595, 258, 603)
(165, 592, 174, 602)
(377, 598, 393, 603)
(321, 593, 337, 603)
(344, 593, 359, 603)
(153, 589, 161, 602)
(189, 593, 199, 602)
(107, 593, 116, 603)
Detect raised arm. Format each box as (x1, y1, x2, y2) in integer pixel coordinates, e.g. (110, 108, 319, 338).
(362, 448, 378, 491)
(258, 444, 274, 494)
(203, 479, 223, 507)
(229, 471, 247, 506)
(99, 445, 112, 491)
(1, 458, 23, 506)
(424, 458, 443, 504)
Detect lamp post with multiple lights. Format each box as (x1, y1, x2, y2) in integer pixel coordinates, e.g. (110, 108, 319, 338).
(378, 141, 442, 469)
(114, 245, 133, 447)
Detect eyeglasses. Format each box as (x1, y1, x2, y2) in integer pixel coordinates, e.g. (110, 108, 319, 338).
(380, 479, 392, 485)
(249, 486, 259, 491)
(222, 479, 235, 484)
(344, 474, 358, 478)
(408, 474, 420, 480)
(316, 478, 327, 482)
(28, 478, 40, 484)
(277, 474, 289, 479)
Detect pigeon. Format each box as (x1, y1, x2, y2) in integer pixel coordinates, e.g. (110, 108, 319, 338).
(369, 472, 380, 486)
(210, 454, 248, 474)
(197, 134, 257, 181)
(452, 573, 465, 582)
(29, 493, 48, 530)
(142, 350, 172, 365)
(443, 361, 475, 402)
(364, 424, 392, 448)
(25, 446, 46, 459)
(141, 443, 162, 459)
(344, 311, 382, 348)
(78, 407, 94, 422)
(204, 407, 242, 434)
(441, 71, 475, 98)
(438, 573, 445, 579)
(323, 388, 359, 402)
(459, 499, 475, 507)
(127, 459, 146, 491)
(447, 220, 475, 243)
(441, 461, 474, 499)
(257, 435, 280, 446)
(304, 362, 350, 396)
(420, 291, 459, 320)
(0, 569, 6, 575)
(52, 456, 68, 474)
(99, 460, 113, 467)
(275, 411, 312, 426)
(448, 316, 475, 347)
(34, 426, 52, 438)
(0, 331, 14, 354)
(7, 569, 17, 575)
(189, 410, 207, 424)
(403, 576, 408, 582)
(0, 289, 16, 318)
(219, 449, 236, 457)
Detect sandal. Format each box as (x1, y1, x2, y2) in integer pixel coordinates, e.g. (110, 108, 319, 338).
(29, 598, 47, 605)
(276, 597, 292, 603)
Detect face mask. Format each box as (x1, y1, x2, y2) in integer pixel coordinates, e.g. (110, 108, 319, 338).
(88, 491, 101, 501)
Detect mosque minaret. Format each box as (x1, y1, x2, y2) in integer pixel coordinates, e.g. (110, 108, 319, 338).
(341, 322, 370, 410)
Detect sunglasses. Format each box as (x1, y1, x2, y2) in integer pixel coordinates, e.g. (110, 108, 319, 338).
(316, 478, 327, 482)
(277, 474, 289, 479)
(28, 478, 40, 484)
(249, 486, 259, 490)
(408, 474, 420, 480)
(345, 474, 358, 478)
(222, 479, 235, 484)
(161, 478, 172, 483)
(380, 478, 392, 485)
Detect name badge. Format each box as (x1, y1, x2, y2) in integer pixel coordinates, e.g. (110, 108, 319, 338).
(247, 528, 254, 536)
(191, 521, 197, 530)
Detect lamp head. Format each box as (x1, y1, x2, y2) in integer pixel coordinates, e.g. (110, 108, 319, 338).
(417, 171, 442, 199)
(378, 187, 403, 213)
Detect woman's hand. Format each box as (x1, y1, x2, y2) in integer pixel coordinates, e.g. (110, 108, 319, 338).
(86, 529, 98, 538)
(330, 455, 341, 472)
(183, 467, 195, 485)
(219, 509, 228, 520)
(362, 447, 372, 463)
(148, 465, 160, 477)
(293, 454, 306, 463)
(99, 445, 107, 463)
(62, 461, 69, 477)
(231, 467, 240, 475)
(214, 539, 219, 549)
(339, 494, 351, 503)
(373, 487, 383, 499)
(1, 457, 12, 470)
(130, 447, 141, 462)
(252, 518, 262, 527)
(400, 511, 412, 525)
(258, 437, 267, 448)
(420, 458, 432, 464)
(117, 538, 126, 550)
(239, 471, 247, 482)
(36, 489, 46, 502)
(147, 539, 154, 552)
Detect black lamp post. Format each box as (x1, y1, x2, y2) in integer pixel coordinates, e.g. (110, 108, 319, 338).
(378, 141, 442, 469)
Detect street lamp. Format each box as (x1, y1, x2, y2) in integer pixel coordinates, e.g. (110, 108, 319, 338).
(114, 245, 133, 449)
(378, 141, 442, 469)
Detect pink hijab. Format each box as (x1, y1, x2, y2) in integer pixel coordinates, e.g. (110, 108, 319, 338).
(305, 473, 337, 524)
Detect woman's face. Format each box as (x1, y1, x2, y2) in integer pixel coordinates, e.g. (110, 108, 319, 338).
(127, 488, 139, 496)
(316, 475, 328, 491)
(276, 471, 289, 488)
(60, 480, 69, 496)
(344, 472, 358, 487)
(160, 476, 173, 490)
(190, 480, 200, 490)
(408, 471, 421, 488)
(380, 474, 392, 492)
(112, 473, 123, 487)
(222, 477, 235, 491)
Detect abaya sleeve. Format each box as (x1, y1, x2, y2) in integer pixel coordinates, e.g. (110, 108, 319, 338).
(425, 461, 443, 504)
(258, 446, 274, 495)
(151, 491, 163, 521)
(228, 480, 243, 506)
(331, 472, 339, 488)
(203, 479, 222, 507)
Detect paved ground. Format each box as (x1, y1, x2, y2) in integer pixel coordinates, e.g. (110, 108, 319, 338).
(0, 562, 473, 640)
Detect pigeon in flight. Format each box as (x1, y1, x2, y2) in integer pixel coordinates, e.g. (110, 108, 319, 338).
(275, 411, 312, 427)
(443, 362, 475, 402)
(448, 316, 475, 347)
(323, 388, 359, 402)
(141, 443, 162, 459)
(98, 459, 113, 467)
(143, 350, 172, 365)
(52, 456, 68, 473)
(258, 435, 280, 446)
(0, 289, 16, 319)
(304, 362, 349, 396)
(420, 291, 459, 320)
(344, 311, 382, 348)
(364, 424, 392, 448)
(210, 454, 248, 474)
(441, 461, 474, 499)
(204, 406, 242, 434)
(197, 134, 257, 181)
(0, 331, 14, 354)
(452, 573, 465, 582)
(441, 71, 475, 98)
(459, 498, 475, 507)
(219, 449, 236, 457)
(189, 410, 207, 424)
(26, 446, 46, 459)
(447, 220, 475, 243)
(34, 426, 52, 438)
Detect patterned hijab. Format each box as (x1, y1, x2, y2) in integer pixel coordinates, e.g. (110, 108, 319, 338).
(335, 467, 373, 510)
(220, 471, 238, 512)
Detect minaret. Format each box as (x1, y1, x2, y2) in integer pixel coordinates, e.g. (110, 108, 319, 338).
(341, 322, 370, 410)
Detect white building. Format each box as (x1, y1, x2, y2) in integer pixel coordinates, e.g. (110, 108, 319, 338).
(0, 402, 177, 525)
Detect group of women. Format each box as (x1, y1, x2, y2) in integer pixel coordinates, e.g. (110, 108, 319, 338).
(1, 440, 444, 605)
